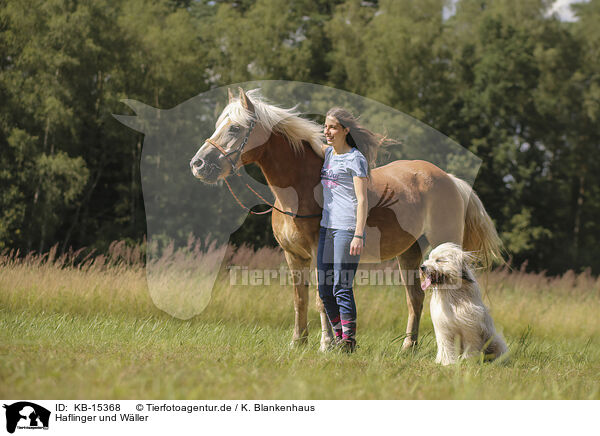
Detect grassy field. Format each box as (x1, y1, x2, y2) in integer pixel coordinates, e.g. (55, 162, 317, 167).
(1, 243, 599, 400)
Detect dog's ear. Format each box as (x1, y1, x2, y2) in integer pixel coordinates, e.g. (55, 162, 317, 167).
(461, 250, 477, 270)
(458, 251, 476, 285)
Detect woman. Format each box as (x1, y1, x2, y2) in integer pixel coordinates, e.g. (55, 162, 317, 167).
(310, 107, 380, 352)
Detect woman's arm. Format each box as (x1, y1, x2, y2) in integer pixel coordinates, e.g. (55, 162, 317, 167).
(350, 176, 368, 256)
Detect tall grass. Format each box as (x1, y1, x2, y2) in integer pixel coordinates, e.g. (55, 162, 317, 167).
(1, 242, 599, 399)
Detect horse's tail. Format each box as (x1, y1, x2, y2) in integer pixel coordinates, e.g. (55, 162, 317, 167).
(448, 174, 503, 268)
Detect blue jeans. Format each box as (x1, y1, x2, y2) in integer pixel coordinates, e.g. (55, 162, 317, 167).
(317, 227, 362, 342)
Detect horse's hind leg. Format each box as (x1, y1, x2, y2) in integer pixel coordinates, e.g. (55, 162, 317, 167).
(424, 179, 465, 249)
(397, 240, 426, 350)
(284, 250, 311, 347)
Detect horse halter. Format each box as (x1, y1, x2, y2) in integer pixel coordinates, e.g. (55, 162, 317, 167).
(204, 118, 256, 176)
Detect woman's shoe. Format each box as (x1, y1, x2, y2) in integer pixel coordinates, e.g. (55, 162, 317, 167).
(340, 339, 356, 353)
(328, 336, 343, 350)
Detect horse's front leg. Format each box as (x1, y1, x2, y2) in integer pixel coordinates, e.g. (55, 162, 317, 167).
(284, 251, 311, 347)
(315, 285, 334, 351)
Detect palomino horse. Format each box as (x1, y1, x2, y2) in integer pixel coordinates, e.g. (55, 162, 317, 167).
(190, 88, 501, 351)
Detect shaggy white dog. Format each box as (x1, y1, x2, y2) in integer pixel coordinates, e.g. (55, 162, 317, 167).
(420, 243, 507, 365)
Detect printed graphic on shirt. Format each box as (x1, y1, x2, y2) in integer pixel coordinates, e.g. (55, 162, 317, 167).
(320, 165, 339, 188)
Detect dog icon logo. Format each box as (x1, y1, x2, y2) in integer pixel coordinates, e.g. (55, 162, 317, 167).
(3, 402, 50, 434)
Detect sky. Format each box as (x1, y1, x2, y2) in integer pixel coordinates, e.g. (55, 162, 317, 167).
(547, 0, 588, 21)
(443, 0, 590, 21)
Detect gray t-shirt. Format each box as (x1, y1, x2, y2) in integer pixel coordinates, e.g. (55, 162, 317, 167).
(320, 146, 368, 230)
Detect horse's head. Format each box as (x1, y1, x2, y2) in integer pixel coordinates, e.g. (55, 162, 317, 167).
(190, 88, 270, 183)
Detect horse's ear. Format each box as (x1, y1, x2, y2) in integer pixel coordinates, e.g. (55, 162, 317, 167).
(112, 99, 160, 133)
(238, 87, 254, 113)
(228, 88, 235, 103)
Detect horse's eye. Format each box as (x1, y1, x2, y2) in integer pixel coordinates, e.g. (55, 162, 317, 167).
(229, 125, 241, 133)
(436, 258, 445, 263)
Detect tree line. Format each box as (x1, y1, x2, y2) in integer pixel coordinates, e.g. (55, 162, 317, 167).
(1, 0, 599, 274)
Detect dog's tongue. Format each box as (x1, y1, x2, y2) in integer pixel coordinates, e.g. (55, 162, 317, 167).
(421, 276, 432, 291)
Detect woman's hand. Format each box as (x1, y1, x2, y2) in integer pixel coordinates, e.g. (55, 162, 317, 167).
(350, 236, 363, 256)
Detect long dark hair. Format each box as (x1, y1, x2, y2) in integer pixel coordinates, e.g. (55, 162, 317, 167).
(326, 107, 384, 172)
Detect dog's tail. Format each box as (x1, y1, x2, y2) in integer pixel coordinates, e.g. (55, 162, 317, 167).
(448, 174, 503, 268)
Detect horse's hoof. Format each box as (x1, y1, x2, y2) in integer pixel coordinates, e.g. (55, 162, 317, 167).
(319, 341, 333, 352)
(289, 337, 308, 348)
(402, 338, 418, 350)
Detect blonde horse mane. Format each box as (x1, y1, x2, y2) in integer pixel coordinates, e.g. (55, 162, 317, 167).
(218, 89, 324, 155)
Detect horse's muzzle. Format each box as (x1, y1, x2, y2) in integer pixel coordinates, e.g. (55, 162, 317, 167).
(190, 157, 222, 184)
(190, 157, 205, 170)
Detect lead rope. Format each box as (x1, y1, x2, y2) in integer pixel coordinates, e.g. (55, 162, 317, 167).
(224, 175, 321, 218)
(222, 177, 273, 215)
